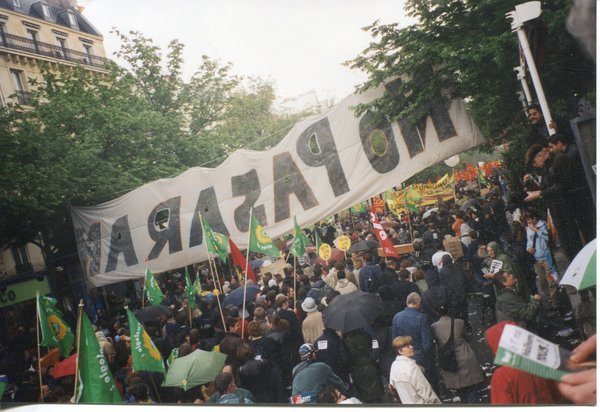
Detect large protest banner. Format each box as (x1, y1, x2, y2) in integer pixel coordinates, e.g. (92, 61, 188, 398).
(72, 83, 485, 287)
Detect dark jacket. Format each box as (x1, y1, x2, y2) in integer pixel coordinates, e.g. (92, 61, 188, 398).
(495, 287, 541, 329)
(343, 329, 384, 403)
(314, 328, 351, 385)
(359, 262, 381, 293)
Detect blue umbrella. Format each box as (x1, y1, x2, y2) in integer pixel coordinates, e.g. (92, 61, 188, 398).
(250, 259, 265, 270)
(222, 285, 261, 308)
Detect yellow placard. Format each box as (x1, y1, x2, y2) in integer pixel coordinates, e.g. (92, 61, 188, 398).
(319, 243, 332, 260)
(336, 235, 352, 252)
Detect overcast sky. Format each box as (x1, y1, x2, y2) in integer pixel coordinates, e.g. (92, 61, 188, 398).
(80, 0, 414, 102)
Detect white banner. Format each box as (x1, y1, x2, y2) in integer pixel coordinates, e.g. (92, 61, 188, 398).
(72, 84, 485, 287)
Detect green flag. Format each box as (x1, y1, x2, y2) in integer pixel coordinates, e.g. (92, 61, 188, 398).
(314, 230, 322, 250)
(37, 293, 74, 358)
(76, 311, 121, 403)
(126, 308, 166, 376)
(478, 168, 490, 188)
(404, 185, 421, 213)
(193, 277, 203, 296)
(350, 203, 366, 214)
(201, 215, 229, 263)
(248, 213, 281, 257)
(184, 267, 194, 303)
(145, 268, 163, 305)
(166, 347, 179, 368)
(290, 216, 310, 257)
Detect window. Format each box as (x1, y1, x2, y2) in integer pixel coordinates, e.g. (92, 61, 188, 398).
(83, 44, 92, 64)
(27, 30, 39, 52)
(12, 0, 22, 8)
(0, 25, 5, 46)
(42, 3, 50, 18)
(11, 245, 32, 273)
(56, 37, 67, 58)
(67, 11, 77, 26)
(10, 69, 30, 105)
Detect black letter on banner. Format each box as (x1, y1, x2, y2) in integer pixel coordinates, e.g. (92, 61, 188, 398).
(296, 118, 349, 197)
(384, 78, 456, 157)
(147, 197, 182, 260)
(189, 187, 230, 248)
(105, 215, 139, 272)
(358, 111, 400, 173)
(232, 170, 266, 232)
(273, 152, 319, 223)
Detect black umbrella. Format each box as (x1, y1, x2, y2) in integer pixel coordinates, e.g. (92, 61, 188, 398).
(221, 285, 261, 308)
(347, 239, 380, 254)
(135, 304, 173, 323)
(322, 291, 384, 332)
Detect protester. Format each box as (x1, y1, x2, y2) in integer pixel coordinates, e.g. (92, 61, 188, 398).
(431, 306, 483, 403)
(389, 336, 441, 404)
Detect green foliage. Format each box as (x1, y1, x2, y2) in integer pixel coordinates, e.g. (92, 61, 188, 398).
(0, 31, 306, 262)
(348, 0, 595, 155)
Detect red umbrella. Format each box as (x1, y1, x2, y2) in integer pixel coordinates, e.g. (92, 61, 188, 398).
(315, 247, 345, 266)
(50, 353, 77, 379)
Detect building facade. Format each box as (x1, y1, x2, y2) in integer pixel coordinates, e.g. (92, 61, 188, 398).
(0, 0, 107, 342)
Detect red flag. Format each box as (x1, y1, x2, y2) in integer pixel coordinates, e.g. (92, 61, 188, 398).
(370, 211, 399, 258)
(228, 238, 256, 282)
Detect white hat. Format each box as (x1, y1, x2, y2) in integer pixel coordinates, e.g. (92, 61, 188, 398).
(301, 297, 318, 313)
(268, 279, 277, 288)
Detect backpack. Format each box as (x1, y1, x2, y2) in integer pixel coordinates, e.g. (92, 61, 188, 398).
(360, 265, 380, 293)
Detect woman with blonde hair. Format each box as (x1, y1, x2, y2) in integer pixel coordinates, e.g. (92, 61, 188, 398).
(389, 336, 441, 404)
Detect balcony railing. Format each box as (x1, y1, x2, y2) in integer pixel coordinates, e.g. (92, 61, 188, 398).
(13, 90, 32, 105)
(0, 32, 108, 69)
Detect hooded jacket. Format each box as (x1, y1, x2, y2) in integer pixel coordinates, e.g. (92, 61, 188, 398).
(485, 321, 565, 404)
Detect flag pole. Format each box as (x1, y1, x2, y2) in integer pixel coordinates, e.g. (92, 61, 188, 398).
(73, 300, 84, 403)
(35, 290, 44, 402)
(242, 207, 253, 341)
(199, 214, 227, 332)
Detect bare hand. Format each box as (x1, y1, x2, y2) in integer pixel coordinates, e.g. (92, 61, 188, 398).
(533, 294, 542, 301)
(557, 335, 597, 404)
(557, 368, 596, 404)
(548, 120, 557, 131)
(524, 191, 541, 202)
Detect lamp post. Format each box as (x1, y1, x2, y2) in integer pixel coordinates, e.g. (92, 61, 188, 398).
(507, 1, 555, 136)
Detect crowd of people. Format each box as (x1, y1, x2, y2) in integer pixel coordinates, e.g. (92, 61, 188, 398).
(0, 155, 595, 405)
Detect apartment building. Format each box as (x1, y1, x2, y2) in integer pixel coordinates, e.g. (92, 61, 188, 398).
(0, 0, 107, 340)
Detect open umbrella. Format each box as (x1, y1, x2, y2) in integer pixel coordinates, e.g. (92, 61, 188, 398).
(51, 353, 77, 379)
(459, 198, 480, 211)
(560, 238, 596, 290)
(348, 239, 380, 254)
(422, 208, 439, 220)
(322, 291, 384, 332)
(163, 349, 227, 390)
(222, 285, 261, 308)
(135, 304, 173, 323)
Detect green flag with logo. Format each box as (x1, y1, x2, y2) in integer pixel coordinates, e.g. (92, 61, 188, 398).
(200, 215, 229, 263)
(126, 308, 166, 376)
(145, 268, 163, 305)
(76, 311, 121, 403)
(37, 293, 74, 358)
(290, 216, 310, 257)
(350, 203, 366, 214)
(248, 213, 280, 257)
(404, 185, 421, 213)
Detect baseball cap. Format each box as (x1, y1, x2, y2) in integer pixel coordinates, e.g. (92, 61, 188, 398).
(298, 343, 316, 359)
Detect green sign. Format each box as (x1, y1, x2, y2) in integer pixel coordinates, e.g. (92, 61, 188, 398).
(0, 277, 51, 308)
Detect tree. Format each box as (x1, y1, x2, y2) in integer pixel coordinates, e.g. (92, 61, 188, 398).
(0, 32, 308, 268)
(348, 0, 595, 182)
